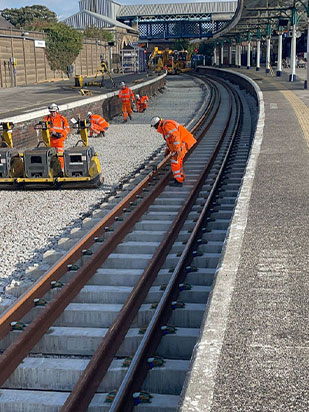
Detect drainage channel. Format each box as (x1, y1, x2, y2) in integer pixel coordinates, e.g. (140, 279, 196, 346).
(0, 76, 257, 412)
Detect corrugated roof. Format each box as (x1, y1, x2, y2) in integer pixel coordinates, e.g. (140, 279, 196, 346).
(63, 9, 136, 31)
(221, 0, 308, 38)
(117, 1, 238, 17)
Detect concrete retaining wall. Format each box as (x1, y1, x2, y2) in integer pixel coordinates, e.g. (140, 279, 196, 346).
(3, 73, 166, 149)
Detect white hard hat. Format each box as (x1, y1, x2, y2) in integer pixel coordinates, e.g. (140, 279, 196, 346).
(120, 81, 126, 87)
(136, 94, 140, 99)
(87, 112, 92, 117)
(150, 116, 161, 127)
(48, 103, 59, 112)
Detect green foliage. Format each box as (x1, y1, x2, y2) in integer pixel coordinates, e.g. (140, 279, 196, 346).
(197, 42, 214, 65)
(2, 5, 57, 30)
(173, 39, 195, 56)
(45, 23, 83, 72)
(84, 26, 114, 42)
(173, 39, 190, 51)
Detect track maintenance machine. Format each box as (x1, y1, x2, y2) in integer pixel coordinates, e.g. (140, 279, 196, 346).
(0, 119, 103, 190)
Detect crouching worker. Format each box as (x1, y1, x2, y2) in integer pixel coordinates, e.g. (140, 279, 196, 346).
(87, 112, 109, 137)
(44, 103, 70, 168)
(150, 116, 197, 187)
(135, 94, 149, 112)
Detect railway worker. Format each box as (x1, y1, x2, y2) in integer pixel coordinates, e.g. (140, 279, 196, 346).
(135, 94, 149, 113)
(150, 116, 197, 187)
(118, 81, 135, 122)
(44, 103, 70, 169)
(87, 112, 109, 137)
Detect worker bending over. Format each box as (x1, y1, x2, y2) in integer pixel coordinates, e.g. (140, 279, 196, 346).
(44, 103, 70, 168)
(118, 81, 135, 122)
(135, 94, 149, 113)
(87, 112, 109, 137)
(151, 116, 197, 186)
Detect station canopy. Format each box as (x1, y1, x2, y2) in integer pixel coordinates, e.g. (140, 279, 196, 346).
(216, 0, 309, 39)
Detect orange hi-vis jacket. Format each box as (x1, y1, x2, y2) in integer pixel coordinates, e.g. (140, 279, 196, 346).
(44, 113, 70, 148)
(179, 124, 197, 151)
(44, 112, 70, 168)
(157, 120, 197, 183)
(118, 87, 135, 103)
(89, 114, 109, 134)
(136, 95, 149, 112)
(157, 120, 185, 156)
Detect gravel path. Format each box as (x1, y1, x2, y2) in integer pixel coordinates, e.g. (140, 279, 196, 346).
(0, 75, 207, 295)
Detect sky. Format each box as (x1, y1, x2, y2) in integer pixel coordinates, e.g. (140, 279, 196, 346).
(0, 0, 234, 20)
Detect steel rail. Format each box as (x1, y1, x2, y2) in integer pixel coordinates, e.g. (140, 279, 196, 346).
(0, 77, 216, 387)
(0, 77, 215, 342)
(0, 171, 171, 386)
(60, 80, 226, 412)
(110, 81, 242, 412)
(0, 156, 170, 341)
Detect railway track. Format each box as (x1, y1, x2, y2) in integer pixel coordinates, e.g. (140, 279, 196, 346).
(0, 74, 257, 412)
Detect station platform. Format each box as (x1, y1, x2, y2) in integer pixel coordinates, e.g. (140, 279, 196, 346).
(0, 72, 150, 120)
(180, 66, 309, 410)
(0, 65, 307, 410)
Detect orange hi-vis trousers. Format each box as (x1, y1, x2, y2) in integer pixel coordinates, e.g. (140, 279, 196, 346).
(50, 138, 65, 168)
(170, 144, 186, 183)
(122, 101, 133, 120)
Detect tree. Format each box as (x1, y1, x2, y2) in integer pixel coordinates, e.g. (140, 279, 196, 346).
(173, 39, 190, 51)
(84, 26, 114, 43)
(45, 23, 83, 73)
(2, 5, 57, 30)
(197, 42, 213, 65)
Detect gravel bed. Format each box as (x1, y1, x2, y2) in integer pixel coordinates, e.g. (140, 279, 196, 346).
(0, 75, 207, 296)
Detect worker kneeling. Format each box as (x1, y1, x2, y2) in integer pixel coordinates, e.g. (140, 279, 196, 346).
(135, 94, 149, 113)
(151, 116, 197, 187)
(87, 112, 109, 137)
(44, 103, 70, 169)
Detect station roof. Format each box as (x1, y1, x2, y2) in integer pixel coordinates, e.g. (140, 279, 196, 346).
(62, 9, 138, 32)
(117, 1, 238, 18)
(218, 0, 308, 39)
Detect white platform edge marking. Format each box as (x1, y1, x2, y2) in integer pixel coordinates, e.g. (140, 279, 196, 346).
(178, 69, 265, 411)
(0, 73, 166, 123)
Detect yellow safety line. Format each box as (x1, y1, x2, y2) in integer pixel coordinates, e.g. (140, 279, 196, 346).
(280, 90, 309, 148)
(265, 76, 309, 149)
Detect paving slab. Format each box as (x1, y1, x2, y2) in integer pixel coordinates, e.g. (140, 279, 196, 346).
(180, 67, 309, 411)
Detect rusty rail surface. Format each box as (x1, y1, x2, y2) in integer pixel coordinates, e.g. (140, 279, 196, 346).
(0, 154, 170, 341)
(0, 77, 217, 392)
(110, 83, 242, 412)
(61, 79, 225, 412)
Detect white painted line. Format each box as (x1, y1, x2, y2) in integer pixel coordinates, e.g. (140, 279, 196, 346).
(0, 73, 166, 124)
(179, 68, 265, 412)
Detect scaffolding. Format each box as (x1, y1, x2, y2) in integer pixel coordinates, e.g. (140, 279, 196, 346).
(120, 44, 146, 73)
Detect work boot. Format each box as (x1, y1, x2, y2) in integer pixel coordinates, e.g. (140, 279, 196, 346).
(128, 114, 132, 120)
(100, 131, 105, 137)
(169, 179, 183, 187)
(123, 119, 128, 123)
